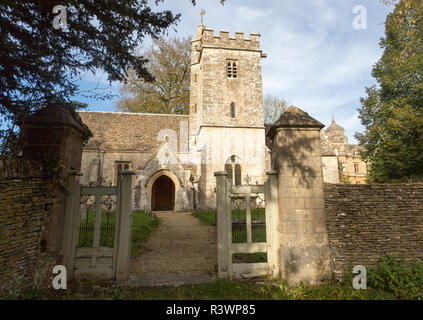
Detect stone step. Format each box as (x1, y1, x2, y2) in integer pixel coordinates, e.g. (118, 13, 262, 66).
(119, 272, 217, 288)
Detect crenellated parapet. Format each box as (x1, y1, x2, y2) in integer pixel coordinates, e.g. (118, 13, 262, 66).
(199, 28, 262, 51)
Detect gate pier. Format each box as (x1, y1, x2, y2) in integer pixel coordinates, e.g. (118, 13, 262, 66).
(267, 106, 332, 285)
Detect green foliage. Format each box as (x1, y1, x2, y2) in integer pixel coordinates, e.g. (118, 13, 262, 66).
(356, 0, 423, 183)
(1, 0, 179, 137)
(192, 209, 266, 262)
(130, 210, 160, 258)
(263, 95, 288, 124)
(191, 210, 216, 226)
(5, 255, 423, 300)
(192, 209, 266, 226)
(338, 160, 351, 184)
(77, 210, 159, 258)
(70, 101, 88, 110)
(117, 37, 191, 114)
(367, 255, 423, 299)
(233, 252, 267, 263)
(1, 0, 226, 155)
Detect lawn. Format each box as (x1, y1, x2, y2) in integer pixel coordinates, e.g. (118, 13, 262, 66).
(192, 208, 266, 226)
(192, 210, 267, 263)
(78, 210, 159, 258)
(130, 210, 159, 258)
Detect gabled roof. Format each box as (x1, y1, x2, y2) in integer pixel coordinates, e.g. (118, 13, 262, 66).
(78, 111, 189, 152)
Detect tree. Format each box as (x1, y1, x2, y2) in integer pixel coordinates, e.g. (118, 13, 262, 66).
(0, 0, 224, 155)
(355, 0, 423, 183)
(117, 36, 191, 114)
(263, 95, 288, 124)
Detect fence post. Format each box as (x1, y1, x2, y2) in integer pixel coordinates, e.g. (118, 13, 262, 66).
(265, 170, 279, 277)
(215, 171, 232, 279)
(62, 170, 82, 281)
(115, 170, 134, 281)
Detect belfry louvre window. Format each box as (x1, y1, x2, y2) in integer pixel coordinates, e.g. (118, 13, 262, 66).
(227, 60, 238, 78)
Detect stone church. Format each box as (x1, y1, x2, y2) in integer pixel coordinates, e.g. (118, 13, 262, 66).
(78, 24, 368, 211)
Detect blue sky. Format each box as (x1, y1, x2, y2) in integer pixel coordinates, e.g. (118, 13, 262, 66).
(73, 0, 393, 143)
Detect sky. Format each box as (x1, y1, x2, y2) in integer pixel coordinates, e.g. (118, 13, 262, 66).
(73, 0, 394, 143)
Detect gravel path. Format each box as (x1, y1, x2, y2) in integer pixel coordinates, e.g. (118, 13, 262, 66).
(129, 211, 217, 274)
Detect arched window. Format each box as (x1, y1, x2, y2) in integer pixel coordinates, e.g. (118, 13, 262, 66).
(115, 162, 131, 185)
(230, 102, 236, 118)
(116, 164, 122, 184)
(225, 163, 233, 184)
(225, 155, 242, 185)
(234, 163, 241, 185)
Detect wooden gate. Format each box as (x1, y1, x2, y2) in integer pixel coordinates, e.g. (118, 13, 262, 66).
(215, 170, 279, 279)
(62, 170, 134, 281)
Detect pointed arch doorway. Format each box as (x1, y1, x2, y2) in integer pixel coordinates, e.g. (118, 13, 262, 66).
(151, 175, 175, 211)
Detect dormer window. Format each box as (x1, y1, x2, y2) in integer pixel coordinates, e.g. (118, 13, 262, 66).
(227, 60, 238, 78)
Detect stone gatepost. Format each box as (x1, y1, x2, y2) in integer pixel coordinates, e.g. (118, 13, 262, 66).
(267, 106, 332, 285)
(19, 103, 92, 277)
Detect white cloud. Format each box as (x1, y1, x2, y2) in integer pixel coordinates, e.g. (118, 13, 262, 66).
(235, 6, 271, 21)
(75, 0, 392, 141)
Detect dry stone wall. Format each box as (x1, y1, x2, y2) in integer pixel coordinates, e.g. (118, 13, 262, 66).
(324, 183, 423, 280)
(0, 159, 57, 295)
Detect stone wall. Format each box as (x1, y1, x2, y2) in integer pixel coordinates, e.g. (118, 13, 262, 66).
(1, 104, 89, 295)
(195, 126, 267, 209)
(321, 155, 340, 184)
(190, 25, 266, 131)
(324, 183, 423, 280)
(0, 159, 57, 294)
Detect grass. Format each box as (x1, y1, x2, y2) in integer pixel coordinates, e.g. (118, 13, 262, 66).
(192, 210, 216, 226)
(78, 210, 159, 258)
(192, 210, 267, 263)
(233, 253, 267, 263)
(78, 210, 117, 247)
(232, 225, 266, 243)
(130, 210, 159, 258)
(2, 277, 412, 300)
(192, 209, 265, 226)
(3, 254, 422, 300)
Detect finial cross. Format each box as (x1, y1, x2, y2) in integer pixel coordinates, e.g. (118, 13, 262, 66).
(200, 9, 206, 24)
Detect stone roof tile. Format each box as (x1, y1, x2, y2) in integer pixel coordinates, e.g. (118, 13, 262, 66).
(78, 111, 189, 152)
(266, 106, 324, 140)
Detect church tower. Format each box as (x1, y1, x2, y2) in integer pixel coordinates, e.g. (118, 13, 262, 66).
(189, 24, 268, 209)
